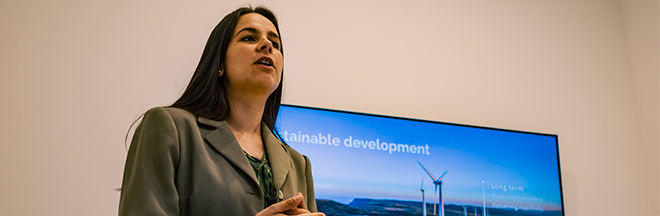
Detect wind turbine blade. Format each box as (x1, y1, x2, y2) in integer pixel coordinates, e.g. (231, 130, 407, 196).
(420, 179, 424, 190)
(437, 171, 448, 181)
(417, 161, 436, 180)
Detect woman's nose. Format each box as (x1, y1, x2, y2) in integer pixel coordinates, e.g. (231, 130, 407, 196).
(257, 39, 272, 53)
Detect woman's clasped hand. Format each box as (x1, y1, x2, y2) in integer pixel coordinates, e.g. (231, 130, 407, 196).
(256, 193, 325, 216)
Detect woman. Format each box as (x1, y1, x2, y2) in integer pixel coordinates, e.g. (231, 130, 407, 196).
(118, 6, 324, 216)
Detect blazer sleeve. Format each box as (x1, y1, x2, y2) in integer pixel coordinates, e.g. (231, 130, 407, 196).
(303, 155, 318, 213)
(119, 107, 180, 216)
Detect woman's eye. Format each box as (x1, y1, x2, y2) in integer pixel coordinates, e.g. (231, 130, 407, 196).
(241, 36, 255, 41)
(272, 41, 280, 49)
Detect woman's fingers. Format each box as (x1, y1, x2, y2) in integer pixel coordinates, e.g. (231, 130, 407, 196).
(296, 213, 326, 216)
(283, 205, 312, 215)
(257, 193, 304, 216)
(255, 193, 326, 216)
(294, 192, 307, 210)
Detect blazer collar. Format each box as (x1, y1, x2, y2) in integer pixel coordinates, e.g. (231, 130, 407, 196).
(198, 117, 292, 191)
(198, 117, 259, 191)
(261, 122, 291, 190)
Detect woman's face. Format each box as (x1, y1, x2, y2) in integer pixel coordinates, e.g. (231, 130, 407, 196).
(224, 13, 283, 98)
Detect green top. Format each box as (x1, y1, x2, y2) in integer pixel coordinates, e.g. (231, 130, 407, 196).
(244, 151, 278, 207)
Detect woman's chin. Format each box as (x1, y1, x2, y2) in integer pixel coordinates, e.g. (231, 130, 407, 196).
(230, 83, 279, 98)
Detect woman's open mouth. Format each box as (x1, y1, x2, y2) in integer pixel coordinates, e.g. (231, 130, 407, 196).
(255, 57, 274, 67)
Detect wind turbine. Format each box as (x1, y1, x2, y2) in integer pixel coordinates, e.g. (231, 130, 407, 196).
(462, 206, 468, 216)
(418, 161, 447, 216)
(417, 179, 426, 216)
(482, 180, 486, 216)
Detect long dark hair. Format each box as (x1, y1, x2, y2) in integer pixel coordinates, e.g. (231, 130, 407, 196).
(171, 6, 285, 140)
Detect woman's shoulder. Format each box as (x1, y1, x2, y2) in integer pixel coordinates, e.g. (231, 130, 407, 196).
(144, 106, 193, 118)
(143, 106, 197, 125)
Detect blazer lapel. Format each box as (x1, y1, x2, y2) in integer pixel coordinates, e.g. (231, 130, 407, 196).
(198, 117, 260, 189)
(262, 123, 291, 191)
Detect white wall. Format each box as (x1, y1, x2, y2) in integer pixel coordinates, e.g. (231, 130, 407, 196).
(0, 0, 657, 215)
(619, 1, 660, 215)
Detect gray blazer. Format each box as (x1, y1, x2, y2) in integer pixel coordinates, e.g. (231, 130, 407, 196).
(119, 107, 317, 216)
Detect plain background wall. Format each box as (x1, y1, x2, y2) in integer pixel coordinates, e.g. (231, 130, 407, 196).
(0, 0, 657, 215)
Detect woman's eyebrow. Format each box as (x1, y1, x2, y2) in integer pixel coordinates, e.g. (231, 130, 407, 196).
(235, 27, 279, 40)
(267, 31, 280, 41)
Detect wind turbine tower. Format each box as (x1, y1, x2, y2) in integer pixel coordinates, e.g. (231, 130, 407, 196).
(418, 161, 447, 216)
(418, 180, 426, 216)
(482, 180, 486, 216)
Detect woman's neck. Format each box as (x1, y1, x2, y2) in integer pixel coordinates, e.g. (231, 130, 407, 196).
(225, 93, 268, 158)
(226, 100, 263, 134)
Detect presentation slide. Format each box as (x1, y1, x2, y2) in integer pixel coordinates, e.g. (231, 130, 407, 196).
(277, 105, 564, 216)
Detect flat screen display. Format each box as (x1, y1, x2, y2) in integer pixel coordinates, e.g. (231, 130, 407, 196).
(276, 104, 564, 216)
